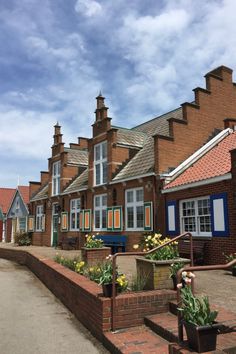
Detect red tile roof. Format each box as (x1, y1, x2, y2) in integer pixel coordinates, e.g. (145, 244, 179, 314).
(164, 131, 236, 190)
(0, 188, 16, 214)
(18, 186, 30, 205)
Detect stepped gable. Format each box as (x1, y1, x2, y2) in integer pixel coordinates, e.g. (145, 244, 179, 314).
(155, 65, 236, 174)
(62, 169, 88, 194)
(30, 184, 48, 201)
(64, 148, 88, 166)
(165, 130, 236, 190)
(0, 188, 16, 214)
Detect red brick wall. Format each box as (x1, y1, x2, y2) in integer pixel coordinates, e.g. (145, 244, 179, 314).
(163, 180, 236, 265)
(82, 247, 112, 265)
(0, 247, 176, 336)
(155, 67, 236, 174)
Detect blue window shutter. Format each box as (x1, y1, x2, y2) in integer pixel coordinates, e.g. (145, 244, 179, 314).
(166, 201, 179, 235)
(210, 193, 229, 237)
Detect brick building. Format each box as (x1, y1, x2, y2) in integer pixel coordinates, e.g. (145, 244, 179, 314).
(163, 128, 236, 264)
(29, 65, 236, 263)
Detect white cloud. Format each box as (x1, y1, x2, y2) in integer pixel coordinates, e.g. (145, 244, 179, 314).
(75, 0, 102, 17)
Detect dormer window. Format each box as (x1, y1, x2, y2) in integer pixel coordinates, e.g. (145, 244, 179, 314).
(94, 141, 107, 186)
(52, 161, 61, 196)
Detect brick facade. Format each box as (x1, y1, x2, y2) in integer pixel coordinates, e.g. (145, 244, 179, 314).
(28, 66, 236, 265)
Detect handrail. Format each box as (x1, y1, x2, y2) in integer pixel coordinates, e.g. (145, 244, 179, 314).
(176, 259, 236, 343)
(111, 232, 193, 331)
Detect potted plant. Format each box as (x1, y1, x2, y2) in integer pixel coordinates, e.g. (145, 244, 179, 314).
(178, 272, 220, 353)
(99, 256, 128, 297)
(135, 234, 190, 290)
(224, 252, 236, 276)
(82, 234, 111, 266)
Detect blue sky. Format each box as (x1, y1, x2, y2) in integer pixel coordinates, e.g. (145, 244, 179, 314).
(1, 0, 236, 187)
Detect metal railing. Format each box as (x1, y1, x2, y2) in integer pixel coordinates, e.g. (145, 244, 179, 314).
(176, 259, 236, 343)
(111, 232, 193, 331)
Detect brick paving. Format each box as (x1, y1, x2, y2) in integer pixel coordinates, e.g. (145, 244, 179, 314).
(104, 326, 169, 354)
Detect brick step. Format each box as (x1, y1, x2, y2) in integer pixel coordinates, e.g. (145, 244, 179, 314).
(103, 325, 170, 354)
(145, 311, 236, 354)
(145, 311, 182, 343)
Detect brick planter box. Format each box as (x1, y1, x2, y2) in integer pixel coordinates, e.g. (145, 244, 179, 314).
(136, 257, 190, 290)
(81, 246, 111, 266)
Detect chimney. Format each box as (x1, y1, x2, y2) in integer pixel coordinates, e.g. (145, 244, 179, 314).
(95, 92, 108, 121)
(53, 122, 63, 145)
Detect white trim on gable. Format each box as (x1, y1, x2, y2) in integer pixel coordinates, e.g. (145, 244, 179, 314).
(162, 128, 232, 184)
(162, 173, 232, 194)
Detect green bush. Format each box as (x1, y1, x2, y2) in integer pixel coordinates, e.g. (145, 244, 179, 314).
(15, 232, 32, 246)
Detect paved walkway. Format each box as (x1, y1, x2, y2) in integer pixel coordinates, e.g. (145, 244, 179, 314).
(0, 258, 108, 354)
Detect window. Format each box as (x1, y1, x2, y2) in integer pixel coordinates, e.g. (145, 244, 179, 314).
(180, 197, 211, 237)
(52, 161, 61, 195)
(70, 199, 80, 231)
(94, 141, 107, 186)
(94, 194, 107, 231)
(19, 217, 26, 232)
(36, 205, 44, 231)
(125, 188, 144, 230)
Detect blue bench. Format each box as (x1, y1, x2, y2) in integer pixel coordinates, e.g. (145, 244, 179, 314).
(95, 235, 127, 254)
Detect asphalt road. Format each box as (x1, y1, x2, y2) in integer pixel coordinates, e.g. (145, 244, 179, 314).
(0, 259, 108, 354)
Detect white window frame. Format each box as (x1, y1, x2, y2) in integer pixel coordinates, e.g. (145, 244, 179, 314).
(52, 161, 61, 196)
(125, 187, 144, 231)
(70, 198, 80, 231)
(36, 205, 44, 232)
(19, 217, 27, 232)
(180, 196, 212, 237)
(94, 141, 107, 186)
(93, 194, 107, 231)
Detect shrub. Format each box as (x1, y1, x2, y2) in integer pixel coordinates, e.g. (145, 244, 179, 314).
(15, 232, 32, 246)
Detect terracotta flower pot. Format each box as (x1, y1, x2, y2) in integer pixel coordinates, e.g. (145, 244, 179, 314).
(183, 321, 220, 353)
